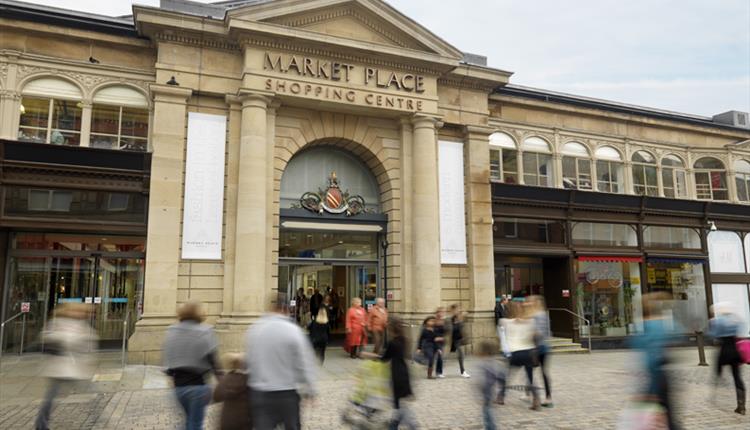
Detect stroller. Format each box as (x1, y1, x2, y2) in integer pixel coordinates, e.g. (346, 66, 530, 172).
(341, 359, 392, 429)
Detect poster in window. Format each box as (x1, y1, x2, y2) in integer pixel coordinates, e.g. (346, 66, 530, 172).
(438, 140, 467, 264)
(181, 112, 227, 260)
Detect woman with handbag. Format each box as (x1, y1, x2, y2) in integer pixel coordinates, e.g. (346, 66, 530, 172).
(497, 301, 540, 410)
(709, 303, 746, 415)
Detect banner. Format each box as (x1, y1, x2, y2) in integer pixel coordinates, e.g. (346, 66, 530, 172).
(181, 112, 227, 260)
(438, 140, 467, 264)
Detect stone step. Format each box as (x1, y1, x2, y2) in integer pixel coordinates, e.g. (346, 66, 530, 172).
(548, 337, 589, 354)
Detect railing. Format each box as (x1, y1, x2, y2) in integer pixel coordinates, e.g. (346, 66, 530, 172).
(548, 307, 592, 353)
(121, 310, 130, 369)
(0, 312, 27, 360)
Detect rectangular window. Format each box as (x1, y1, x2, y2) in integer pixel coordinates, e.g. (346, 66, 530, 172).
(647, 260, 708, 332)
(643, 226, 701, 249)
(576, 260, 644, 336)
(502, 149, 518, 184)
(523, 153, 552, 187)
(18, 97, 81, 146)
(572, 222, 637, 247)
(563, 156, 592, 190)
(596, 160, 623, 193)
(634, 165, 658, 196)
(494, 218, 566, 244)
(489, 148, 501, 181)
(91, 105, 149, 152)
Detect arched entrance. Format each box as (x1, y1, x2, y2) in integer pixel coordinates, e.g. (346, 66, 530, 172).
(276, 145, 388, 331)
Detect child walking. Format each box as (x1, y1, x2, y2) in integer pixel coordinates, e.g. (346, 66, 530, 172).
(212, 353, 252, 430)
(477, 341, 502, 430)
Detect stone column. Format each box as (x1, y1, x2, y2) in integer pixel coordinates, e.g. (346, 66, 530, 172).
(727, 154, 739, 202)
(231, 91, 271, 321)
(219, 96, 242, 320)
(128, 84, 192, 364)
(0, 91, 19, 139)
(399, 118, 415, 314)
(411, 114, 442, 315)
(79, 101, 93, 147)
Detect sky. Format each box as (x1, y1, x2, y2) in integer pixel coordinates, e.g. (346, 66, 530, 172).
(25, 0, 750, 117)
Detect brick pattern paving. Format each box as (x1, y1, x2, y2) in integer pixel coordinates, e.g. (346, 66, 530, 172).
(1, 348, 748, 429)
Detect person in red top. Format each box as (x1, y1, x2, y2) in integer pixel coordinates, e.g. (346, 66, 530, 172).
(367, 297, 389, 355)
(346, 297, 367, 358)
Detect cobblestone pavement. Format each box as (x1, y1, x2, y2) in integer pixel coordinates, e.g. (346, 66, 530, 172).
(1, 347, 749, 429)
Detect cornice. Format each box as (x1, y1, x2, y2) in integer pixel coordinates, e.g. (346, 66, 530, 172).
(437, 77, 496, 92)
(154, 32, 240, 52)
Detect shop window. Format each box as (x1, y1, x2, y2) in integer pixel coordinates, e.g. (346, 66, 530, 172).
(595, 146, 624, 193)
(632, 151, 658, 196)
(489, 132, 518, 183)
(493, 218, 566, 244)
(496, 263, 545, 298)
(91, 86, 149, 151)
(712, 284, 750, 337)
(572, 222, 637, 247)
(521, 137, 553, 187)
(694, 157, 728, 201)
(575, 260, 643, 336)
(643, 226, 701, 249)
(279, 230, 378, 260)
(661, 154, 688, 199)
(734, 160, 750, 202)
(647, 260, 708, 332)
(708, 231, 745, 273)
(3, 186, 146, 223)
(562, 141, 592, 190)
(745, 234, 750, 273)
(19, 93, 82, 146)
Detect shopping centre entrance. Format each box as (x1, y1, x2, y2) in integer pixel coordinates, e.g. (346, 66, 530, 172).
(1, 233, 145, 353)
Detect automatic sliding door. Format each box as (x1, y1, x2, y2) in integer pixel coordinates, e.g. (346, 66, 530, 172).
(348, 265, 378, 311)
(94, 257, 144, 347)
(2, 257, 50, 353)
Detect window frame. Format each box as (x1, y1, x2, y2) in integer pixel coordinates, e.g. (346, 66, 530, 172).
(594, 146, 624, 194)
(661, 154, 688, 199)
(632, 151, 658, 196)
(734, 160, 750, 202)
(489, 132, 518, 184)
(18, 96, 82, 145)
(90, 104, 149, 151)
(693, 157, 728, 201)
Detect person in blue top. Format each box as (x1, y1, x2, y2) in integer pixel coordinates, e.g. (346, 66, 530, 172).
(708, 303, 746, 415)
(629, 292, 679, 430)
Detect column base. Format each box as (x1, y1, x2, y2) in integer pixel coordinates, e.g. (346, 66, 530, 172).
(127, 315, 174, 365)
(214, 313, 265, 355)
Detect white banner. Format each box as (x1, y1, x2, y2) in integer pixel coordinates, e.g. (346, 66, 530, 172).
(181, 112, 227, 260)
(438, 140, 467, 264)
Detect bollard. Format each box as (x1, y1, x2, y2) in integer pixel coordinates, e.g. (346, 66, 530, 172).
(19, 313, 26, 356)
(696, 331, 708, 366)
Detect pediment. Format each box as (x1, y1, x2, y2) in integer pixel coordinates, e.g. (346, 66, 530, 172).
(227, 0, 464, 60)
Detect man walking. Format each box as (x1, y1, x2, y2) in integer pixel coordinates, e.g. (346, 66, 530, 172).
(246, 302, 318, 430)
(367, 297, 388, 355)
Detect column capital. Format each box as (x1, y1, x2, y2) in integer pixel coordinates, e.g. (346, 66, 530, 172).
(237, 89, 275, 108)
(411, 113, 443, 130)
(464, 124, 495, 139)
(149, 84, 192, 104)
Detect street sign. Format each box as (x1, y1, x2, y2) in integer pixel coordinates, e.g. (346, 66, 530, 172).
(20, 302, 30, 313)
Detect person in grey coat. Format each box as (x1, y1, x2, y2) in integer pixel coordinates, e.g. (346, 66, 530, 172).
(163, 301, 221, 430)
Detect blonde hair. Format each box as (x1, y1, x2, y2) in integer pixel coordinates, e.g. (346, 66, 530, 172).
(177, 301, 205, 323)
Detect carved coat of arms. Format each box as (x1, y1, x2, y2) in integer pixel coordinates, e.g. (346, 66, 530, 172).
(298, 171, 367, 216)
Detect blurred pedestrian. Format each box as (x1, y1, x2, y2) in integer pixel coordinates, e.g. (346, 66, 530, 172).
(630, 292, 678, 429)
(34, 303, 98, 430)
(294, 287, 307, 326)
(346, 297, 367, 358)
(417, 316, 443, 379)
(213, 353, 252, 430)
(434, 307, 447, 378)
(310, 288, 323, 318)
(309, 295, 331, 363)
(528, 295, 552, 407)
(476, 341, 502, 430)
(494, 296, 508, 326)
(497, 301, 540, 410)
(368, 297, 388, 355)
(709, 303, 746, 415)
(163, 301, 221, 430)
(246, 301, 318, 430)
(449, 304, 470, 378)
(380, 317, 417, 430)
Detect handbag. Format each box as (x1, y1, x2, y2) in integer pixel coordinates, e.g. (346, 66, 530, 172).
(736, 339, 750, 364)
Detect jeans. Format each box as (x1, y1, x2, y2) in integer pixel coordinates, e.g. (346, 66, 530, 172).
(252, 389, 301, 430)
(35, 378, 71, 430)
(499, 349, 536, 399)
(538, 349, 551, 399)
(174, 385, 212, 430)
(455, 346, 466, 374)
(482, 402, 496, 430)
(435, 347, 444, 375)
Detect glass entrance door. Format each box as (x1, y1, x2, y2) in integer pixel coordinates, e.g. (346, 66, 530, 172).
(94, 257, 144, 347)
(348, 265, 379, 311)
(2, 257, 49, 353)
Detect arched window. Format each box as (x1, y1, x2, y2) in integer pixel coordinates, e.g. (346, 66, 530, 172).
(562, 142, 592, 190)
(734, 160, 750, 202)
(521, 136, 553, 187)
(694, 157, 728, 200)
(91, 86, 149, 151)
(18, 77, 82, 146)
(632, 150, 658, 196)
(489, 132, 518, 183)
(595, 146, 624, 193)
(661, 154, 688, 198)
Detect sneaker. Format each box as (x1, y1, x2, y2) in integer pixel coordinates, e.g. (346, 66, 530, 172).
(436, 373, 445, 379)
(461, 371, 471, 378)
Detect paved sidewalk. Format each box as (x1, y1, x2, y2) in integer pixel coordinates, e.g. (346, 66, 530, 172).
(1, 347, 748, 429)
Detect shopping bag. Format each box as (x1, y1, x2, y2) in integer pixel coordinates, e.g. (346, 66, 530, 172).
(616, 399, 668, 430)
(736, 339, 750, 364)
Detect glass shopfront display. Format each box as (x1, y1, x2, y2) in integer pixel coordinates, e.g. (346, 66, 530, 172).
(646, 259, 708, 332)
(575, 258, 643, 337)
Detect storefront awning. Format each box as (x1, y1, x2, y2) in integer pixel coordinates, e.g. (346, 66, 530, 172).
(577, 256, 643, 263)
(647, 257, 707, 264)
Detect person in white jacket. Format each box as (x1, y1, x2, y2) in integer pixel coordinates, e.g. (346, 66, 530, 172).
(497, 300, 540, 410)
(35, 303, 97, 430)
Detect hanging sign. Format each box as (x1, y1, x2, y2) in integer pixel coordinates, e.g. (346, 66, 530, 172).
(181, 112, 227, 260)
(438, 141, 467, 264)
(20, 302, 30, 313)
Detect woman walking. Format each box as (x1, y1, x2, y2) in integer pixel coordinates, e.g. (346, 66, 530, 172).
(528, 295, 552, 407)
(163, 301, 221, 430)
(417, 316, 443, 379)
(449, 304, 471, 378)
(381, 317, 417, 429)
(346, 297, 367, 358)
(497, 301, 540, 410)
(709, 303, 746, 415)
(309, 295, 331, 363)
(35, 303, 98, 430)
